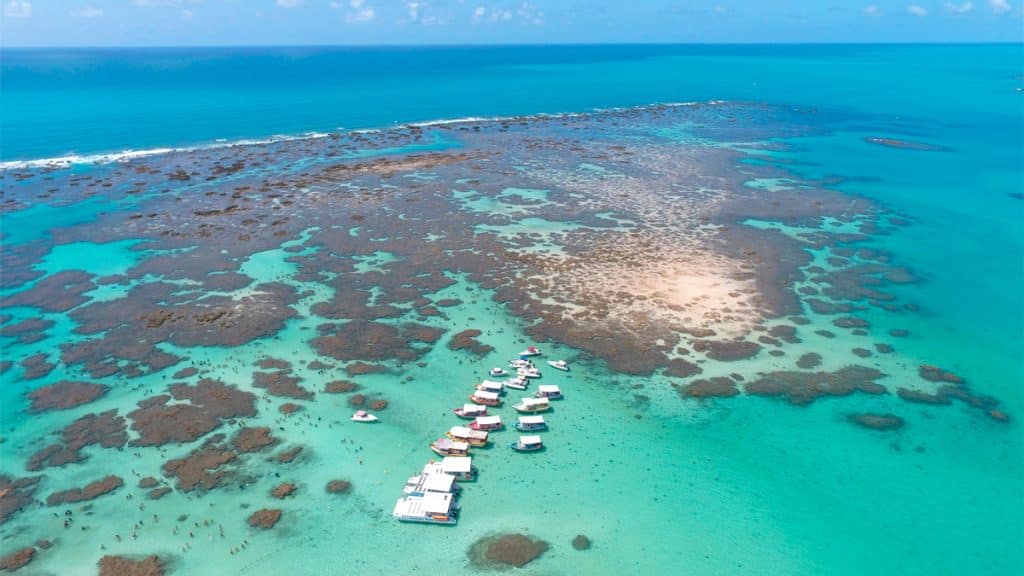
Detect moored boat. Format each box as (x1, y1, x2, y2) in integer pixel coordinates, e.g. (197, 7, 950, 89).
(547, 360, 569, 371)
(469, 390, 501, 406)
(489, 367, 508, 377)
(517, 367, 542, 379)
(534, 384, 563, 400)
(505, 377, 528, 390)
(469, 415, 504, 431)
(475, 380, 505, 395)
(510, 435, 544, 452)
(514, 415, 547, 431)
(508, 359, 534, 369)
(447, 426, 489, 447)
(423, 457, 477, 481)
(403, 473, 459, 496)
(453, 403, 487, 419)
(430, 438, 470, 457)
(518, 346, 542, 358)
(351, 410, 379, 423)
(513, 397, 550, 413)
(393, 492, 458, 525)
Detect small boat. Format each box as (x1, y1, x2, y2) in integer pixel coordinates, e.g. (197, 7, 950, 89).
(508, 359, 534, 369)
(505, 377, 528, 390)
(453, 404, 487, 420)
(430, 438, 470, 457)
(510, 435, 544, 452)
(447, 426, 489, 447)
(489, 367, 508, 377)
(423, 457, 477, 481)
(513, 397, 550, 414)
(469, 415, 504, 431)
(534, 385, 563, 400)
(514, 415, 547, 432)
(475, 380, 505, 395)
(469, 390, 501, 407)
(393, 492, 458, 525)
(518, 346, 542, 358)
(547, 360, 569, 371)
(404, 473, 459, 496)
(517, 368, 542, 379)
(351, 410, 379, 423)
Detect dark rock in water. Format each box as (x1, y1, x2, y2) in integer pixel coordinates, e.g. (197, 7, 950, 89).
(232, 427, 277, 453)
(308, 360, 333, 371)
(851, 347, 872, 358)
(148, 487, 172, 500)
(889, 328, 909, 338)
(814, 329, 835, 339)
(0, 546, 35, 572)
(348, 394, 366, 407)
(272, 483, 296, 499)
(833, 316, 870, 329)
(768, 324, 800, 344)
(448, 329, 494, 357)
(571, 534, 592, 550)
(796, 353, 822, 370)
(988, 410, 1010, 423)
(345, 362, 388, 376)
(918, 365, 964, 384)
(27, 410, 128, 471)
(26, 380, 108, 413)
(276, 446, 304, 464)
(138, 477, 159, 489)
(875, 343, 894, 354)
(0, 475, 41, 525)
(691, 339, 760, 361)
(745, 366, 887, 406)
(864, 136, 950, 151)
(172, 367, 199, 379)
(98, 554, 165, 576)
(279, 402, 302, 415)
(162, 435, 237, 492)
(468, 533, 549, 569)
(252, 370, 313, 400)
(663, 358, 702, 378)
(897, 387, 951, 405)
(46, 475, 123, 506)
(324, 380, 360, 394)
(247, 509, 282, 529)
(1008, 192, 1024, 201)
(848, 413, 905, 431)
(255, 357, 291, 371)
(326, 480, 351, 494)
(679, 377, 739, 398)
(370, 399, 389, 410)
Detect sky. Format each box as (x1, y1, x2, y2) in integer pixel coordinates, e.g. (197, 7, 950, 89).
(1, 1, 1022, 47)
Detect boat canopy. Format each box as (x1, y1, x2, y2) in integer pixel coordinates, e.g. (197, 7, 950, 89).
(519, 415, 545, 425)
(478, 380, 503, 391)
(473, 390, 500, 401)
(461, 404, 485, 413)
(519, 435, 542, 445)
(521, 397, 549, 407)
(475, 415, 502, 426)
(451, 426, 486, 439)
(434, 438, 469, 451)
(441, 457, 472, 473)
(538, 385, 561, 394)
(421, 492, 454, 515)
(422, 474, 455, 493)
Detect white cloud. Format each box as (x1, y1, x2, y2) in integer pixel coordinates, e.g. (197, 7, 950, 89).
(863, 4, 882, 15)
(340, 0, 374, 22)
(70, 6, 103, 18)
(516, 1, 543, 24)
(181, 8, 193, 19)
(406, 0, 420, 20)
(473, 2, 540, 24)
(907, 4, 928, 15)
(276, 0, 302, 7)
(944, 1, 975, 12)
(133, 0, 201, 7)
(988, 0, 1012, 13)
(4, 0, 31, 17)
(472, 5, 486, 22)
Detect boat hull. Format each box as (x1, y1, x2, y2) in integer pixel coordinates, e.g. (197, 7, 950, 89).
(514, 423, 547, 432)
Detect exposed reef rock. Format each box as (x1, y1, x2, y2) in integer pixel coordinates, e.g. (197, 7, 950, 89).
(468, 533, 549, 569)
(247, 509, 282, 529)
(46, 475, 123, 506)
(98, 555, 165, 576)
(325, 480, 351, 494)
(0, 547, 35, 572)
(848, 413, 905, 430)
(448, 329, 494, 357)
(678, 377, 739, 398)
(26, 380, 109, 412)
(745, 366, 887, 405)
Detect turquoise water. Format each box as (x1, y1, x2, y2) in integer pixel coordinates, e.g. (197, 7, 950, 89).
(0, 45, 1022, 576)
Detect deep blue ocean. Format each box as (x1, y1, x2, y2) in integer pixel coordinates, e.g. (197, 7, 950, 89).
(1, 44, 1022, 575)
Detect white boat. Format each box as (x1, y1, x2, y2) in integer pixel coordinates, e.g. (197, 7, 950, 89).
(469, 390, 501, 406)
(475, 380, 505, 395)
(447, 426, 489, 447)
(517, 368, 542, 379)
(505, 377, 528, 390)
(403, 473, 459, 496)
(547, 360, 569, 371)
(351, 410, 379, 423)
(430, 438, 470, 457)
(510, 435, 544, 452)
(469, 415, 503, 431)
(508, 359, 534, 369)
(518, 346, 542, 357)
(423, 457, 477, 481)
(534, 385, 563, 400)
(513, 397, 550, 414)
(489, 367, 508, 377)
(393, 492, 458, 525)
(514, 415, 547, 432)
(453, 404, 487, 420)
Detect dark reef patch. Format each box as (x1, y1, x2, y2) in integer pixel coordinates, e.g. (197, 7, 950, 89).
(448, 329, 494, 357)
(0, 475, 40, 525)
(0, 547, 35, 572)
(98, 554, 165, 576)
(847, 412, 905, 431)
(26, 380, 109, 413)
(796, 353, 822, 370)
(247, 508, 282, 529)
(468, 533, 550, 569)
(692, 339, 760, 361)
(162, 434, 237, 492)
(326, 479, 352, 494)
(745, 366, 887, 405)
(678, 377, 739, 398)
(46, 475, 123, 506)
(232, 427, 278, 453)
(27, 409, 127, 471)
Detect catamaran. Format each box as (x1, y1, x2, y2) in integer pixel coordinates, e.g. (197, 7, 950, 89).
(453, 403, 487, 419)
(393, 492, 459, 525)
(514, 415, 547, 431)
(547, 360, 569, 371)
(534, 384, 563, 400)
(469, 389, 501, 406)
(423, 457, 477, 481)
(517, 367, 542, 379)
(518, 346, 542, 358)
(430, 438, 470, 457)
(447, 426, 489, 447)
(510, 435, 544, 452)
(505, 377, 528, 390)
(469, 415, 503, 431)
(513, 396, 550, 413)
(489, 367, 509, 377)
(403, 473, 459, 497)
(475, 380, 505, 395)
(508, 359, 534, 369)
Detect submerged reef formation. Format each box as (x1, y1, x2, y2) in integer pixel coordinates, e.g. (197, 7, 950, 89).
(468, 533, 550, 569)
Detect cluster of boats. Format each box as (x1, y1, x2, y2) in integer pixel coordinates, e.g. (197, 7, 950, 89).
(393, 346, 570, 525)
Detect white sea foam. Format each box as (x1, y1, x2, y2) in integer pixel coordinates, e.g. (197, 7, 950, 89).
(0, 101, 727, 172)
